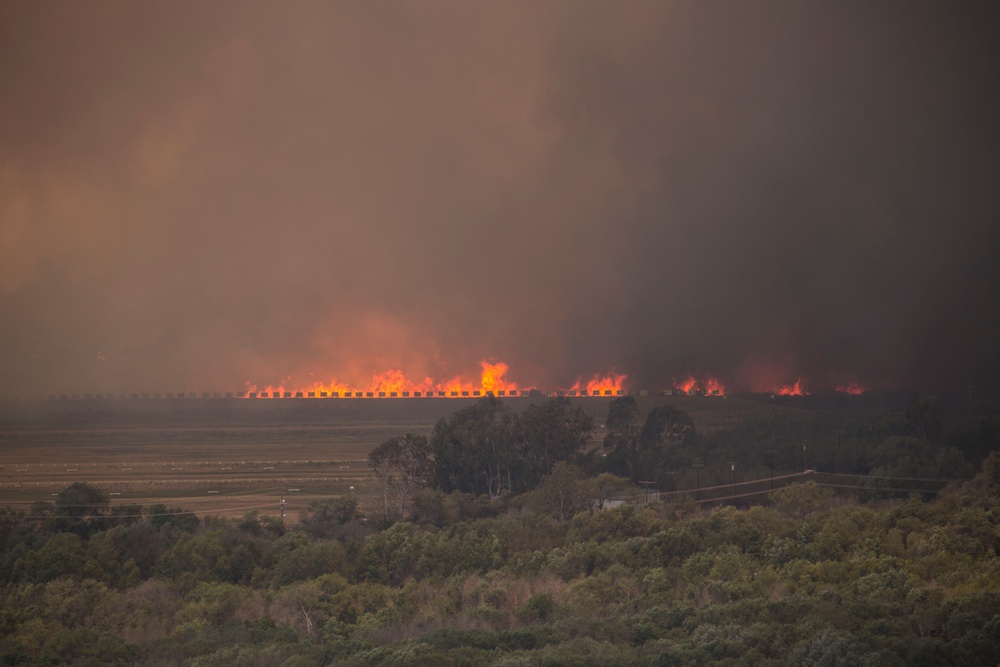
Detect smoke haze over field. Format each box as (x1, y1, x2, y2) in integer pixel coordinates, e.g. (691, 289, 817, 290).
(2, 2, 999, 395)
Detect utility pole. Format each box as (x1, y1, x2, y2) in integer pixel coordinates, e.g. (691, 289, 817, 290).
(729, 462, 737, 499)
(765, 450, 776, 488)
(692, 463, 703, 501)
(280, 489, 286, 523)
(802, 443, 808, 473)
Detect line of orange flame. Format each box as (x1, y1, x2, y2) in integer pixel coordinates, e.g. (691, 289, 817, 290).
(677, 376, 866, 397)
(243, 364, 866, 398)
(772, 380, 866, 396)
(244, 362, 628, 398)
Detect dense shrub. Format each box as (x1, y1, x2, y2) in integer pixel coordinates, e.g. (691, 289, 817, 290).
(1, 447, 997, 666)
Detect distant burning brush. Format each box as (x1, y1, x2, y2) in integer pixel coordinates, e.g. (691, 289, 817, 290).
(242, 363, 864, 399)
(774, 379, 807, 396)
(570, 372, 629, 396)
(672, 374, 727, 396)
(245, 361, 627, 398)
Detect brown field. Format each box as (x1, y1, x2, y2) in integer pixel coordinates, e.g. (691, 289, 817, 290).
(0, 394, 793, 521)
(0, 428, 380, 522)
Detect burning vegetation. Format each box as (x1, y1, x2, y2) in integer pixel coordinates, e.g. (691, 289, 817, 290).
(242, 360, 867, 400)
(672, 374, 727, 396)
(244, 361, 627, 398)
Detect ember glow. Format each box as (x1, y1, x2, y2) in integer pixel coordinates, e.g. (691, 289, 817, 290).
(836, 382, 865, 395)
(244, 361, 626, 398)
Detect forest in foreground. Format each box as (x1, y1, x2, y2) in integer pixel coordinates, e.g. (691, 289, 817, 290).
(1, 395, 998, 666)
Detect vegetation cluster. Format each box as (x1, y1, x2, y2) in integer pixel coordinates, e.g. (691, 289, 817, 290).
(0, 395, 997, 666)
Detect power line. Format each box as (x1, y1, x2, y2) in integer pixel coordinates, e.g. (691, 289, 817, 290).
(628, 466, 965, 506)
(814, 471, 963, 483)
(13, 503, 280, 520)
(813, 481, 946, 494)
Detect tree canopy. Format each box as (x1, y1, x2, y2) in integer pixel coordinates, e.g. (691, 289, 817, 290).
(429, 396, 595, 499)
(368, 433, 433, 520)
(602, 397, 696, 485)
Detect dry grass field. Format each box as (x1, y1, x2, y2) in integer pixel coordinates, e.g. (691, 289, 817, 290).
(0, 394, 788, 521)
(0, 433, 376, 522)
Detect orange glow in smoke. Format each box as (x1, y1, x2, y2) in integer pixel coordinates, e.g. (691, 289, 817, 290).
(673, 374, 727, 396)
(835, 382, 864, 395)
(246, 361, 625, 398)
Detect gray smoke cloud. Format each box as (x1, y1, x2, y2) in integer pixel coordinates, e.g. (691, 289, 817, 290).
(2, 1, 998, 396)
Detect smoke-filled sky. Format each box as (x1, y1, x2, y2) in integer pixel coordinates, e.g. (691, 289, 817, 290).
(2, 1, 999, 396)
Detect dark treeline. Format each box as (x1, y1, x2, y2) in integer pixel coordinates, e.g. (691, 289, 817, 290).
(1, 396, 998, 666)
(367, 394, 997, 522)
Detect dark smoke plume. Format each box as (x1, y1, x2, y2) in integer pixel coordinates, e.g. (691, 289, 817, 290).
(1, 2, 998, 396)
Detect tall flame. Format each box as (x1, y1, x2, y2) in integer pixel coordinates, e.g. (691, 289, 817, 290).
(480, 361, 518, 394)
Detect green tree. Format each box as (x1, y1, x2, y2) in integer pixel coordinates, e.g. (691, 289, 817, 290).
(10, 532, 100, 583)
(56, 482, 109, 520)
(635, 405, 695, 487)
(432, 397, 520, 499)
(0, 507, 24, 551)
(603, 396, 641, 480)
(769, 481, 835, 520)
(906, 396, 946, 442)
(369, 433, 434, 520)
(36, 628, 136, 667)
(55, 482, 110, 534)
(149, 504, 200, 532)
(639, 406, 694, 449)
(526, 462, 593, 521)
(603, 399, 694, 485)
(300, 497, 360, 537)
(152, 531, 231, 588)
(519, 398, 594, 487)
